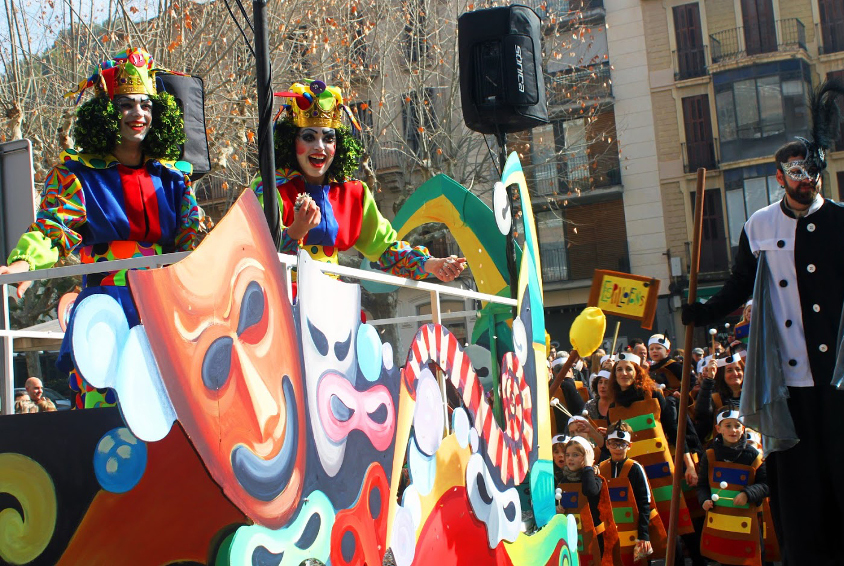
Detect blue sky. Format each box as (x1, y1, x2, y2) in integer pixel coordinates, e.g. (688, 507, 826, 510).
(1, 0, 160, 62)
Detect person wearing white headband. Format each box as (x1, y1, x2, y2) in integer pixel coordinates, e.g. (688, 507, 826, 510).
(648, 333, 697, 401)
(694, 350, 745, 443)
(556, 436, 606, 563)
(599, 420, 662, 563)
(584, 369, 612, 426)
(550, 352, 587, 431)
(696, 407, 769, 566)
(567, 414, 606, 451)
(608, 353, 703, 551)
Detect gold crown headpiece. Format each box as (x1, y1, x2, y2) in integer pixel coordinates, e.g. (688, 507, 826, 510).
(275, 79, 360, 130)
(65, 47, 176, 102)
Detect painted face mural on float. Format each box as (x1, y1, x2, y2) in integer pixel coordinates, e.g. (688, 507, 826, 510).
(127, 197, 307, 529)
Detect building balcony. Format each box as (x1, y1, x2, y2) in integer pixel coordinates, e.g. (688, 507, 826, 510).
(710, 18, 806, 64)
(682, 138, 720, 173)
(524, 155, 621, 198)
(540, 237, 629, 283)
(546, 65, 613, 108)
(672, 45, 709, 81)
(817, 20, 844, 55)
(365, 142, 404, 172)
(528, 0, 605, 26)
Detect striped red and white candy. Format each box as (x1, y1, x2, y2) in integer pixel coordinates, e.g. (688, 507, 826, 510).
(402, 324, 534, 486)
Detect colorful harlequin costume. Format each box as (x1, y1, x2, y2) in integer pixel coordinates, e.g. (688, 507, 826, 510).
(598, 457, 668, 564)
(555, 437, 619, 566)
(696, 435, 769, 566)
(253, 80, 431, 279)
(607, 387, 695, 537)
(7, 48, 199, 408)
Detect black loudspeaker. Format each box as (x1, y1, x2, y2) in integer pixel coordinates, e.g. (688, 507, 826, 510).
(458, 5, 549, 135)
(156, 73, 211, 180)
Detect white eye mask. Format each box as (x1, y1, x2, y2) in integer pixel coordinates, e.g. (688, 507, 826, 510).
(465, 452, 521, 547)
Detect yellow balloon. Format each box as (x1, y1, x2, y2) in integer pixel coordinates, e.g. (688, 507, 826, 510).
(569, 307, 606, 358)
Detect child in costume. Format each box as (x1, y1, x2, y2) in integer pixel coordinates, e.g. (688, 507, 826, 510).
(599, 420, 668, 565)
(555, 435, 616, 566)
(567, 414, 607, 463)
(694, 349, 744, 443)
(697, 408, 769, 566)
(647, 333, 696, 401)
(0, 48, 199, 408)
(253, 79, 464, 284)
(606, 353, 707, 566)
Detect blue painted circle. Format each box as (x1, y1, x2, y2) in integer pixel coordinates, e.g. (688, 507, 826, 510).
(93, 427, 147, 493)
(356, 324, 383, 382)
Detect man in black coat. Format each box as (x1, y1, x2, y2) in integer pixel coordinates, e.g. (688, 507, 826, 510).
(683, 135, 844, 565)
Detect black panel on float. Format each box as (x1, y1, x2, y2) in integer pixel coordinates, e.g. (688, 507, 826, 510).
(156, 73, 211, 180)
(458, 5, 549, 135)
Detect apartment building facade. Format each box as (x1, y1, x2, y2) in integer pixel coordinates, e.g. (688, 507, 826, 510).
(514, 0, 676, 348)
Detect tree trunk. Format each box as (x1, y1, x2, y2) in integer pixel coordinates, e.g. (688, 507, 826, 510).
(24, 350, 42, 380)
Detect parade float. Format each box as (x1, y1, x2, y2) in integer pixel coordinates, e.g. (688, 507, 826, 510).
(0, 153, 609, 566)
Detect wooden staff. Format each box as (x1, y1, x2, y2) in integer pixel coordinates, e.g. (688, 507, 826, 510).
(609, 321, 620, 358)
(548, 351, 580, 399)
(665, 168, 706, 565)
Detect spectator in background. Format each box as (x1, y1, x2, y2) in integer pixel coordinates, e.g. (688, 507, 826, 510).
(15, 377, 56, 414)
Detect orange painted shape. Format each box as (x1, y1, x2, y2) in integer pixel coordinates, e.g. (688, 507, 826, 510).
(58, 423, 246, 564)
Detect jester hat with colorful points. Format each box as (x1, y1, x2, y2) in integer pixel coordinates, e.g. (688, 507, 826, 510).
(276, 79, 360, 130)
(66, 48, 162, 102)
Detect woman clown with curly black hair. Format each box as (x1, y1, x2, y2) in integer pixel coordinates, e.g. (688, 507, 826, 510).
(0, 48, 200, 408)
(253, 79, 465, 284)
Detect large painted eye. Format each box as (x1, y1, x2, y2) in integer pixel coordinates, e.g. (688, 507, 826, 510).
(307, 318, 329, 356)
(237, 281, 265, 336)
(202, 336, 233, 390)
(334, 330, 352, 361)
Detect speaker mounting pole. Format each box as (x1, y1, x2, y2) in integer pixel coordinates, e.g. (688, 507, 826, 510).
(496, 128, 519, 307)
(253, 0, 280, 249)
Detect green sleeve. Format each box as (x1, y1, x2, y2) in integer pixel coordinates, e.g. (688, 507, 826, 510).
(355, 182, 398, 262)
(7, 231, 59, 271)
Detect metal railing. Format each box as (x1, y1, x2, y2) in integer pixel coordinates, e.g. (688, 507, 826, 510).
(672, 45, 709, 81)
(0, 252, 516, 415)
(817, 20, 844, 55)
(682, 138, 720, 173)
(710, 18, 806, 63)
(547, 66, 613, 107)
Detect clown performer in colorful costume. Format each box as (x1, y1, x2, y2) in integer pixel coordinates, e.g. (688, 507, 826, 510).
(0, 48, 199, 408)
(252, 79, 465, 285)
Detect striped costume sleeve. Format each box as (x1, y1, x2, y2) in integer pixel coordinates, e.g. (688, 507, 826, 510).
(175, 176, 201, 251)
(374, 241, 431, 280)
(18, 165, 87, 260)
(251, 175, 299, 254)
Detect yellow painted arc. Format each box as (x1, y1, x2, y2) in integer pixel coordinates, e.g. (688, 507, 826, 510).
(394, 195, 508, 299)
(0, 453, 57, 565)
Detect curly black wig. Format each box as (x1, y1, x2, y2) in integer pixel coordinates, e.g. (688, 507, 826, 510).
(273, 119, 363, 182)
(72, 92, 185, 160)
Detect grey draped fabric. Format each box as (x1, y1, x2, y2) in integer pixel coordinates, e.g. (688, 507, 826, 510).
(740, 251, 799, 453)
(831, 292, 844, 389)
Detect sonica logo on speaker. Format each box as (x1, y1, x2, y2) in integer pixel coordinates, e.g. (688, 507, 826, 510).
(514, 45, 525, 93)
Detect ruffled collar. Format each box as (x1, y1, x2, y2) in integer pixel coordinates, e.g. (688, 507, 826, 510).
(60, 149, 191, 175)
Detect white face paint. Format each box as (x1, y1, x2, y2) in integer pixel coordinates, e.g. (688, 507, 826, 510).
(114, 94, 153, 146)
(297, 252, 360, 477)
